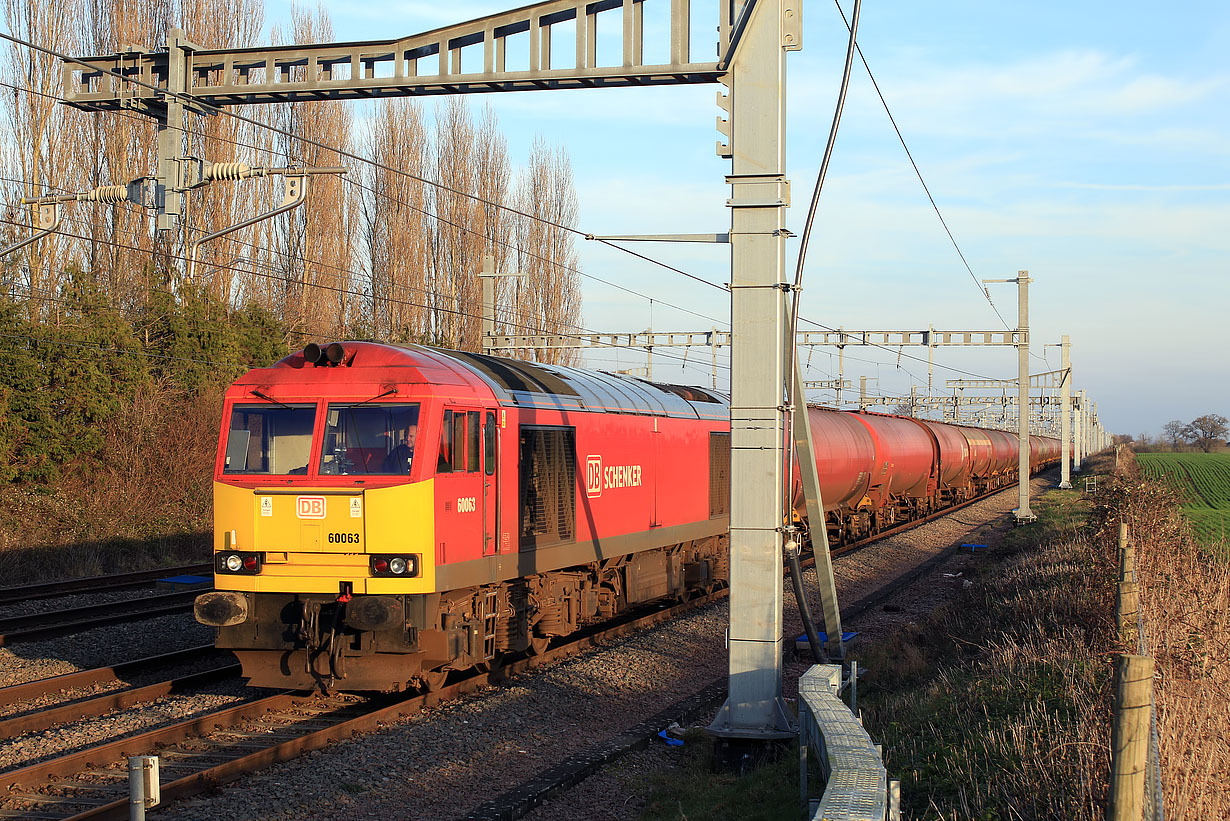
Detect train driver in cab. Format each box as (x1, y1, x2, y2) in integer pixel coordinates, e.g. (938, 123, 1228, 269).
(382, 418, 417, 474)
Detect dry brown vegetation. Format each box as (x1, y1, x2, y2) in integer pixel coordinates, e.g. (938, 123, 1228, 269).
(0, 381, 220, 584)
(860, 483, 1115, 819)
(1110, 450, 1230, 816)
(856, 448, 1229, 819)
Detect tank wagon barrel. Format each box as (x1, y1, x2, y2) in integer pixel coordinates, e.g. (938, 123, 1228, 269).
(195, 341, 1062, 693)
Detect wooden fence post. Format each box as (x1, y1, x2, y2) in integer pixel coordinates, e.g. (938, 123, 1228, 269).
(1108, 654, 1154, 821)
(1116, 524, 1138, 641)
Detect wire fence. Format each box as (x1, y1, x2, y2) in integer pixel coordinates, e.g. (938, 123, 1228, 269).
(1111, 522, 1165, 821)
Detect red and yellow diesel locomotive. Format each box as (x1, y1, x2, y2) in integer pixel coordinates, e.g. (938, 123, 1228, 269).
(194, 341, 1060, 692)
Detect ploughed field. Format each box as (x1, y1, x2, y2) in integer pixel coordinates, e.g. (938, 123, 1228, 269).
(1137, 452, 1230, 545)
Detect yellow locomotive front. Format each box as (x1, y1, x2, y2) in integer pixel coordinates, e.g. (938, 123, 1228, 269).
(194, 343, 506, 692)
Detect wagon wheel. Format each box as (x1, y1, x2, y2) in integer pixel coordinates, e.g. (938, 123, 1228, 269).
(420, 669, 449, 692)
(526, 634, 551, 656)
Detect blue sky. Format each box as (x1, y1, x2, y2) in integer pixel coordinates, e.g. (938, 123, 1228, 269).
(290, 0, 1229, 437)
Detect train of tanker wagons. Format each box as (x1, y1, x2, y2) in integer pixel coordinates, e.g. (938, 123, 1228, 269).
(193, 342, 1061, 692)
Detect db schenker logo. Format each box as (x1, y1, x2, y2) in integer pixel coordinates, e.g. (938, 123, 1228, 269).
(585, 455, 602, 498)
(297, 496, 327, 519)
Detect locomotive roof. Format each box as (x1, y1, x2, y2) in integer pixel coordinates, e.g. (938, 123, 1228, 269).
(268, 342, 728, 421)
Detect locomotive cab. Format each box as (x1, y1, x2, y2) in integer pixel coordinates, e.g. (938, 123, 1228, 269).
(196, 343, 511, 691)
(196, 342, 734, 692)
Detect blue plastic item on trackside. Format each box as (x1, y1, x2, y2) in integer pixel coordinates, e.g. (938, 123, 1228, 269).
(794, 630, 858, 652)
(156, 574, 213, 590)
(962, 543, 989, 552)
(657, 730, 684, 747)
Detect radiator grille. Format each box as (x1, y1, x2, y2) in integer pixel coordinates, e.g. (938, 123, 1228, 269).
(709, 432, 731, 518)
(519, 426, 576, 548)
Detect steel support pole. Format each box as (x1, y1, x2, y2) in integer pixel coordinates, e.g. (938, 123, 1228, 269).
(156, 29, 190, 235)
(1074, 390, 1084, 470)
(1093, 401, 1099, 454)
(480, 254, 496, 354)
(709, 0, 795, 746)
(791, 365, 844, 660)
(1059, 335, 1072, 488)
(1015, 271, 1034, 522)
(479, 254, 523, 356)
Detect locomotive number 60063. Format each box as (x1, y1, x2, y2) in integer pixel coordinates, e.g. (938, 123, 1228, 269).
(327, 532, 361, 544)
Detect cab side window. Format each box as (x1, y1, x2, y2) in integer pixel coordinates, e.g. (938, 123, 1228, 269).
(484, 412, 496, 476)
(438, 410, 455, 473)
(467, 411, 481, 472)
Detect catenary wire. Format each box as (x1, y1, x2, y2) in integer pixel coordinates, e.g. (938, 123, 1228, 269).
(0, 79, 728, 329)
(828, 0, 1016, 336)
(0, 45, 1019, 383)
(0, 78, 731, 330)
(5, 197, 730, 367)
(0, 32, 735, 293)
(0, 215, 731, 376)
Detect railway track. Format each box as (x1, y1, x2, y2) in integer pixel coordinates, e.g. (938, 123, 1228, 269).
(0, 591, 204, 648)
(463, 479, 1048, 820)
(0, 477, 1043, 819)
(0, 591, 725, 820)
(0, 645, 230, 741)
(0, 565, 212, 607)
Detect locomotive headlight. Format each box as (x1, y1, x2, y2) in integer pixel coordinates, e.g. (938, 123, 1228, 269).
(218, 551, 263, 575)
(369, 554, 419, 577)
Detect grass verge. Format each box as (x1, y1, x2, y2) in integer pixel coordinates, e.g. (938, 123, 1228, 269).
(858, 482, 1113, 819)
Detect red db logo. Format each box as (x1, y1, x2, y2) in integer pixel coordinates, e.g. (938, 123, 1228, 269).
(585, 455, 602, 498)
(297, 496, 326, 519)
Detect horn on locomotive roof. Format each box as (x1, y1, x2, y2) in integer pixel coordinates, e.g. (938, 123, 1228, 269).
(303, 342, 347, 366)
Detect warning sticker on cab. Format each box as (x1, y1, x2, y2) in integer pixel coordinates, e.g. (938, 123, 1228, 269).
(350, 497, 362, 518)
(260, 497, 273, 517)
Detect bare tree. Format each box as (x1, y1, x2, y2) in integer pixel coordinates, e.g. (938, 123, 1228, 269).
(510, 137, 581, 365)
(179, 0, 266, 305)
(1162, 419, 1186, 449)
(2, 0, 85, 318)
(1183, 414, 1229, 453)
(361, 98, 431, 342)
(270, 2, 355, 344)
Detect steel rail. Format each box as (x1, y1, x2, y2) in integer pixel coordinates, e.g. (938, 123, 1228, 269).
(0, 692, 305, 805)
(0, 564, 211, 606)
(826, 471, 1040, 561)
(0, 591, 201, 647)
(0, 645, 219, 704)
(0, 664, 241, 741)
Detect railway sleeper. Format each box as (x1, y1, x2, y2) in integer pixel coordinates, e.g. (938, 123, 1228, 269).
(205, 537, 728, 693)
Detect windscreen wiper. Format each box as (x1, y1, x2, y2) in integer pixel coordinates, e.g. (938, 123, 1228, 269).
(344, 387, 398, 407)
(251, 389, 294, 410)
